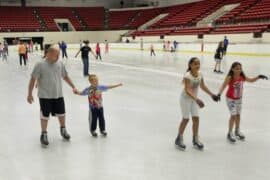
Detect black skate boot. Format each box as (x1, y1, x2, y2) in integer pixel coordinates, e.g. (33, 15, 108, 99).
(193, 136, 204, 150)
(60, 127, 71, 140)
(100, 131, 107, 137)
(235, 129, 245, 141)
(227, 132, 236, 143)
(91, 131, 98, 137)
(40, 132, 49, 146)
(175, 135, 186, 150)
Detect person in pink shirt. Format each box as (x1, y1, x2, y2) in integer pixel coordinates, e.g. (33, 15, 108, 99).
(96, 43, 102, 60)
(105, 40, 109, 54)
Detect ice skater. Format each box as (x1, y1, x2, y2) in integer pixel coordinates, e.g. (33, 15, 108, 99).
(0, 43, 3, 57)
(74, 74, 122, 137)
(105, 40, 109, 54)
(150, 44, 156, 56)
(75, 40, 96, 77)
(96, 43, 102, 60)
(27, 45, 78, 146)
(214, 41, 224, 73)
(18, 41, 27, 66)
(4, 40, 8, 56)
(175, 57, 220, 150)
(223, 36, 229, 55)
(140, 38, 144, 51)
(217, 62, 268, 143)
(2, 46, 8, 61)
(29, 40, 34, 52)
(60, 41, 68, 59)
(173, 40, 178, 51)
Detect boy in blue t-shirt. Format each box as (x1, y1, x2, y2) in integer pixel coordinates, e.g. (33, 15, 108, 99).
(75, 74, 122, 137)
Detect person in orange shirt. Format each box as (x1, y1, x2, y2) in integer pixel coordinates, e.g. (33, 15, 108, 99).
(18, 41, 27, 66)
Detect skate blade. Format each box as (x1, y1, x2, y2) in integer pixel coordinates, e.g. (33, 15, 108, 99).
(40, 144, 49, 148)
(193, 145, 204, 151)
(236, 136, 245, 141)
(175, 145, 186, 151)
(227, 139, 236, 144)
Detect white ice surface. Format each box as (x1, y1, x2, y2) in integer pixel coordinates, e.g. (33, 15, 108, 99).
(0, 47, 270, 180)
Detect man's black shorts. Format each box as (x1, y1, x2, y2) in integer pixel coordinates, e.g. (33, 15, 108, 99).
(39, 97, 65, 120)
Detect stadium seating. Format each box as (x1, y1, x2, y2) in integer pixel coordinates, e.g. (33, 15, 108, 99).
(75, 7, 104, 30)
(0, 7, 41, 32)
(37, 7, 83, 31)
(0, 0, 269, 34)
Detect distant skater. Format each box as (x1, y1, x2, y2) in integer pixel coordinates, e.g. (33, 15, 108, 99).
(96, 43, 102, 60)
(18, 41, 27, 66)
(214, 41, 224, 73)
(60, 41, 68, 59)
(105, 40, 109, 54)
(150, 44, 156, 56)
(223, 36, 229, 55)
(75, 40, 96, 77)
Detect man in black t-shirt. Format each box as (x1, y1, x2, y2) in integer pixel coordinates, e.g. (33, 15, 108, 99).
(75, 40, 96, 77)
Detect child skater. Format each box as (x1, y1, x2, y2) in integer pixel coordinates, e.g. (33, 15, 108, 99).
(214, 41, 224, 73)
(150, 44, 156, 56)
(2, 46, 8, 61)
(105, 40, 109, 54)
(96, 43, 102, 60)
(175, 57, 220, 150)
(75, 74, 122, 137)
(217, 62, 268, 143)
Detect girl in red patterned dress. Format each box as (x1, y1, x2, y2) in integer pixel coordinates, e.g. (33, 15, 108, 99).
(217, 62, 268, 143)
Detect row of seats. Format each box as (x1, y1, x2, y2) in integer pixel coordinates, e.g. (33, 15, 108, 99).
(0, 7, 41, 32)
(132, 23, 269, 36)
(0, 6, 104, 32)
(76, 7, 104, 30)
(212, 23, 269, 34)
(216, 0, 270, 24)
(37, 7, 84, 31)
(127, 8, 164, 29)
(109, 10, 140, 29)
(0, 1, 269, 33)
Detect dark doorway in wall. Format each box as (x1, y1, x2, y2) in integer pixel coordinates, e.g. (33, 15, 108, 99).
(57, 23, 69, 31)
(21, 0, 26, 7)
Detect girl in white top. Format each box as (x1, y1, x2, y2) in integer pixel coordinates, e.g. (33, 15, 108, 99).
(175, 57, 220, 150)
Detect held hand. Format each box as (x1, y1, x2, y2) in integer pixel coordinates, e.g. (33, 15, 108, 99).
(258, 74, 268, 80)
(27, 95, 34, 104)
(211, 94, 220, 102)
(118, 83, 123, 87)
(73, 88, 79, 94)
(196, 99, 205, 108)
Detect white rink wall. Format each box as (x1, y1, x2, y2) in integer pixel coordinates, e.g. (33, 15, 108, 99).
(111, 42, 270, 55)
(8, 42, 270, 55)
(1, 31, 270, 45)
(0, 30, 128, 44)
(125, 33, 270, 44)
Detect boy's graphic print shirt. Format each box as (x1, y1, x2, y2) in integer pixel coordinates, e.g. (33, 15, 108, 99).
(81, 85, 108, 108)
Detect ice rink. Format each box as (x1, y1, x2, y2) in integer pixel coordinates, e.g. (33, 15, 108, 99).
(0, 45, 270, 180)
